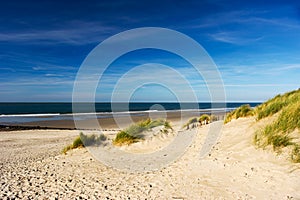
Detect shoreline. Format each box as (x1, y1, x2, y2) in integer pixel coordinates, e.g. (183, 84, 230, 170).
(0, 110, 226, 130)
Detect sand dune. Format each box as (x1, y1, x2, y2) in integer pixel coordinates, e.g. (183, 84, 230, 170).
(1, 117, 300, 199)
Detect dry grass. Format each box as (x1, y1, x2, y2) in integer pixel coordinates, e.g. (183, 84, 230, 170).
(254, 89, 300, 162)
(224, 104, 254, 124)
(62, 132, 106, 154)
(113, 118, 172, 146)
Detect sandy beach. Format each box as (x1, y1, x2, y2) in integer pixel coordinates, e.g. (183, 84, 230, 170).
(9, 110, 224, 130)
(1, 116, 299, 199)
(2, 0, 300, 199)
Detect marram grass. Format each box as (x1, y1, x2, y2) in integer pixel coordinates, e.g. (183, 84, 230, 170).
(62, 132, 106, 154)
(113, 118, 173, 146)
(254, 90, 300, 162)
(226, 88, 300, 162)
(224, 104, 254, 124)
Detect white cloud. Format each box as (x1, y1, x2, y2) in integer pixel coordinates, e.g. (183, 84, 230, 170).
(185, 9, 300, 30)
(209, 31, 264, 45)
(0, 21, 117, 45)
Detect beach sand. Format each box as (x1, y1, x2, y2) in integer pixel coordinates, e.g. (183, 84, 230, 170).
(16, 110, 225, 130)
(1, 117, 300, 199)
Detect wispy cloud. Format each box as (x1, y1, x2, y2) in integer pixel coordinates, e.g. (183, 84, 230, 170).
(183, 8, 300, 45)
(209, 31, 264, 45)
(185, 9, 300, 30)
(32, 65, 77, 71)
(0, 21, 118, 45)
(44, 73, 65, 77)
(273, 64, 300, 71)
(0, 77, 74, 86)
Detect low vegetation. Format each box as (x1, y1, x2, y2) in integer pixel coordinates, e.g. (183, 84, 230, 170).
(254, 90, 300, 162)
(62, 132, 106, 154)
(291, 144, 300, 163)
(256, 89, 300, 120)
(199, 114, 210, 123)
(210, 115, 218, 122)
(113, 118, 173, 146)
(183, 117, 198, 129)
(224, 104, 254, 124)
(225, 89, 300, 162)
(183, 114, 218, 129)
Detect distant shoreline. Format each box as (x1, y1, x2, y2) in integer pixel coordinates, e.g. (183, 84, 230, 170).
(0, 110, 227, 130)
(0, 102, 261, 130)
(0, 102, 261, 115)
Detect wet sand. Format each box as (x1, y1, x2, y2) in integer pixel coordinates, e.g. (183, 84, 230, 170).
(6, 110, 225, 130)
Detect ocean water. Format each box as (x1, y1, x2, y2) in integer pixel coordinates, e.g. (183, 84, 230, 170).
(0, 102, 260, 125)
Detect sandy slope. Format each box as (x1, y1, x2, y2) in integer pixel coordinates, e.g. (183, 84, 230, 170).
(1, 118, 300, 199)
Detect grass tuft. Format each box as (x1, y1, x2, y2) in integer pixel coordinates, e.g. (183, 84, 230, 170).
(183, 114, 216, 129)
(253, 88, 300, 162)
(292, 145, 300, 163)
(113, 130, 139, 146)
(199, 114, 210, 123)
(270, 134, 293, 150)
(62, 132, 106, 154)
(224, 104, 254, 123)
(113, 118, 172, 146)
(183, 117, 199, 129)
(256, 88, 300, 120)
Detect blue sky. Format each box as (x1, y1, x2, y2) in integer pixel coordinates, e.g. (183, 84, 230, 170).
(1, 0, 300, 102)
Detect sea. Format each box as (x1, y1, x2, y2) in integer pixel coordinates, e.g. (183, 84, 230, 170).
(0, 102, 260, 125)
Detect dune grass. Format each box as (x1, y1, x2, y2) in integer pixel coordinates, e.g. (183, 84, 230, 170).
(183, 117, 201, 129)
(113, 118, 172, 146)
(113, 130, 139, 146)
(210, 115, 218, 122)
(199, 114, 210, 123)
(62, 136, 84, 154)
(224, 104, 254, 123)
(256, 89, 300, 120)
(62, 132, 106, 154)
(183, 117, 198, 129)
(224, 89, 300, 162)
(253, 89, 300, 162)
(292, 144, 300, 163)
(183, 114, 217, 129)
